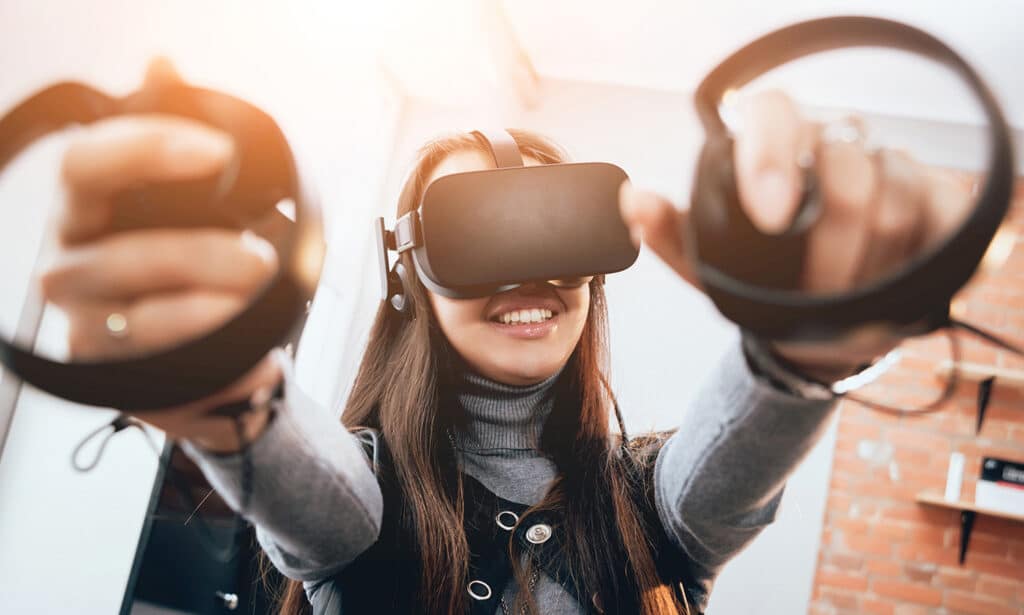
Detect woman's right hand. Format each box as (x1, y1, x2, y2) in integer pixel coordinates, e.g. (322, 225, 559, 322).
(39, 60, 282, 451)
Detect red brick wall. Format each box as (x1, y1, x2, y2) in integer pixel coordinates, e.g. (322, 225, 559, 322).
(809, 177, 1024, 615)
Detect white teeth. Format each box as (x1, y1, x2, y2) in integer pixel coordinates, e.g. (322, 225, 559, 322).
(495, 308, 556, 324)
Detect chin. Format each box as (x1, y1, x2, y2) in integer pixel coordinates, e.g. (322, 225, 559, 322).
(483, 350, 566, 386)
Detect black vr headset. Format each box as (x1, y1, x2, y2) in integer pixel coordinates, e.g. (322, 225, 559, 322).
(375, 129, 638, 309)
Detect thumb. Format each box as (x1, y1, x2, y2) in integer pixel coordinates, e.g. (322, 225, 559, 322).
(143, 57, 185, 90)
(733, 90, 811, 234)
(618, 180, 699, 288)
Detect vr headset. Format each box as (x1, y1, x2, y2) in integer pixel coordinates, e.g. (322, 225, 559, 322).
(376, 129, 638, 307)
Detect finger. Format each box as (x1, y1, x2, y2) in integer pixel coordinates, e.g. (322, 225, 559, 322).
(143, 57, 185, 89)
(852, 149, 929, 284)
(41, 229, 276, 304)
(801, 138, 879, 292)
(733, 90, 815, 234)
(60, 115, 235, 244)
(921, 166, 973, 252)
(61, 115, 234, 197)
(618, 180, 699, 287)
(66, 290, 246, 360)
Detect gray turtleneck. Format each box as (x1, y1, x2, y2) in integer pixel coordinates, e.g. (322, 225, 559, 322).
(182, 340, 837, 613)
(452, 368, 561, 506)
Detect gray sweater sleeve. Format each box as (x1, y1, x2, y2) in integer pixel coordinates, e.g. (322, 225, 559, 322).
(654, 338, 839, 609)
(179, 352, 383, 582)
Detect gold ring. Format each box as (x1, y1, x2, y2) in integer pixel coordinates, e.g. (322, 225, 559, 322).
(105, 312, 130, 339)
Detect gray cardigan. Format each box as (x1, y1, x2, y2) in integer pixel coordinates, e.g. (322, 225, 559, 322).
(182, 339, 837, 613)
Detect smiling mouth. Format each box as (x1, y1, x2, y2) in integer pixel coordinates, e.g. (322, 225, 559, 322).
(489, 308, 556, 325)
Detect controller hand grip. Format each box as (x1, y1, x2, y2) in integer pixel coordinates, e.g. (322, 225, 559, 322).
(686, 17, 1013, 342)
(109, 173, 238, 234)
(0, 80, 320, 411)
(690, 133, 821, 292)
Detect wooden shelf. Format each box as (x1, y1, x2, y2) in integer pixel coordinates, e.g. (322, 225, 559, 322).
(935, 360, 1024, 389)
(916, 491, 1024, 523)
(916, 491, 1024, 564)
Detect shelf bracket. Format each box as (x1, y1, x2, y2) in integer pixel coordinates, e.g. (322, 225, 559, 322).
(958, 510, 977, 565)
(975, 376, 995, 435)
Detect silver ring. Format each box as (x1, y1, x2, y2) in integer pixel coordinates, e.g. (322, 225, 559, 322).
(467, 580, 492, 601)
(105, 312, 130, 339)
(821, 116, 868, 146)
(495, 510, 519, 531)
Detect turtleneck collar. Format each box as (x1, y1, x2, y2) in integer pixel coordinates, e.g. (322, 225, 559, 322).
(450, 366, 563, 452)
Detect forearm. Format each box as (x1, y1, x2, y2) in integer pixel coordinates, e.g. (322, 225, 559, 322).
(180, 359, 383, 582)
(654, 336, 839, 595)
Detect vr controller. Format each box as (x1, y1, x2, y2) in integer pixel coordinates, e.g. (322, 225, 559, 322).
(689, 16, 1015, 341)
(0, 81, 324, 411)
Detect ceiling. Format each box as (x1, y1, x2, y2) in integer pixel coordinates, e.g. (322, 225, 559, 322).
(1, 1, 1020, 127)
(497, 0, 1024, 127)
(0, 1, 1019, 136)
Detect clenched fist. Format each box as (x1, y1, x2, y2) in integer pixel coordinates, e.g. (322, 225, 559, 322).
(619, 90, 972, 379)
(40, 59, 281, 450)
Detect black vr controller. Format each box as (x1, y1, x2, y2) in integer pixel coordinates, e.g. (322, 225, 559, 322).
(0, 81, 324, 411)
(690, 16, 1016, 342)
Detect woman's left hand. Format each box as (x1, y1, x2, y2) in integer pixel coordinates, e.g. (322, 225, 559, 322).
(618, 90, 973, 380)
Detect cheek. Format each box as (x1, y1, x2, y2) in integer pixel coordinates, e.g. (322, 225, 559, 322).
(560, 287, 590, 342)
(429, 294, 489, 342)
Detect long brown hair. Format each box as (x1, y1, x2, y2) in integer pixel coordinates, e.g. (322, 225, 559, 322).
(277, 130, 689, 614)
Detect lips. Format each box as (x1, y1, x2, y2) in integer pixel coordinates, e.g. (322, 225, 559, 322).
(485, 294, 563, 323)
(487, 311, 559, 339)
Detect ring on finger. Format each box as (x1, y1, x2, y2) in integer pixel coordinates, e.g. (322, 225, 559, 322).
(821, 116, 869, 147)
(105, 312, 130, 339)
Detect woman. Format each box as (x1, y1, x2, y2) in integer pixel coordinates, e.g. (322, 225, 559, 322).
(43, 62, 966, 614)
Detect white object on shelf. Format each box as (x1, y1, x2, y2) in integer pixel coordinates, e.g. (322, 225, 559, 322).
(945, 452, 965, 502)
(975, 482, 1024, 515)
(975, 458, 1024, 515)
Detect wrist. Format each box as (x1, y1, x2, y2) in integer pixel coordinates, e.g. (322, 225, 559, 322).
(766, 344, 862, 383)
(190, 405, 273, 453)
(741, 332, 843, 400)
(191, 376, 283, 453)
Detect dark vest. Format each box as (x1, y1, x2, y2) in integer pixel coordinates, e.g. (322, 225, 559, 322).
(308, 430, 700, 615)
